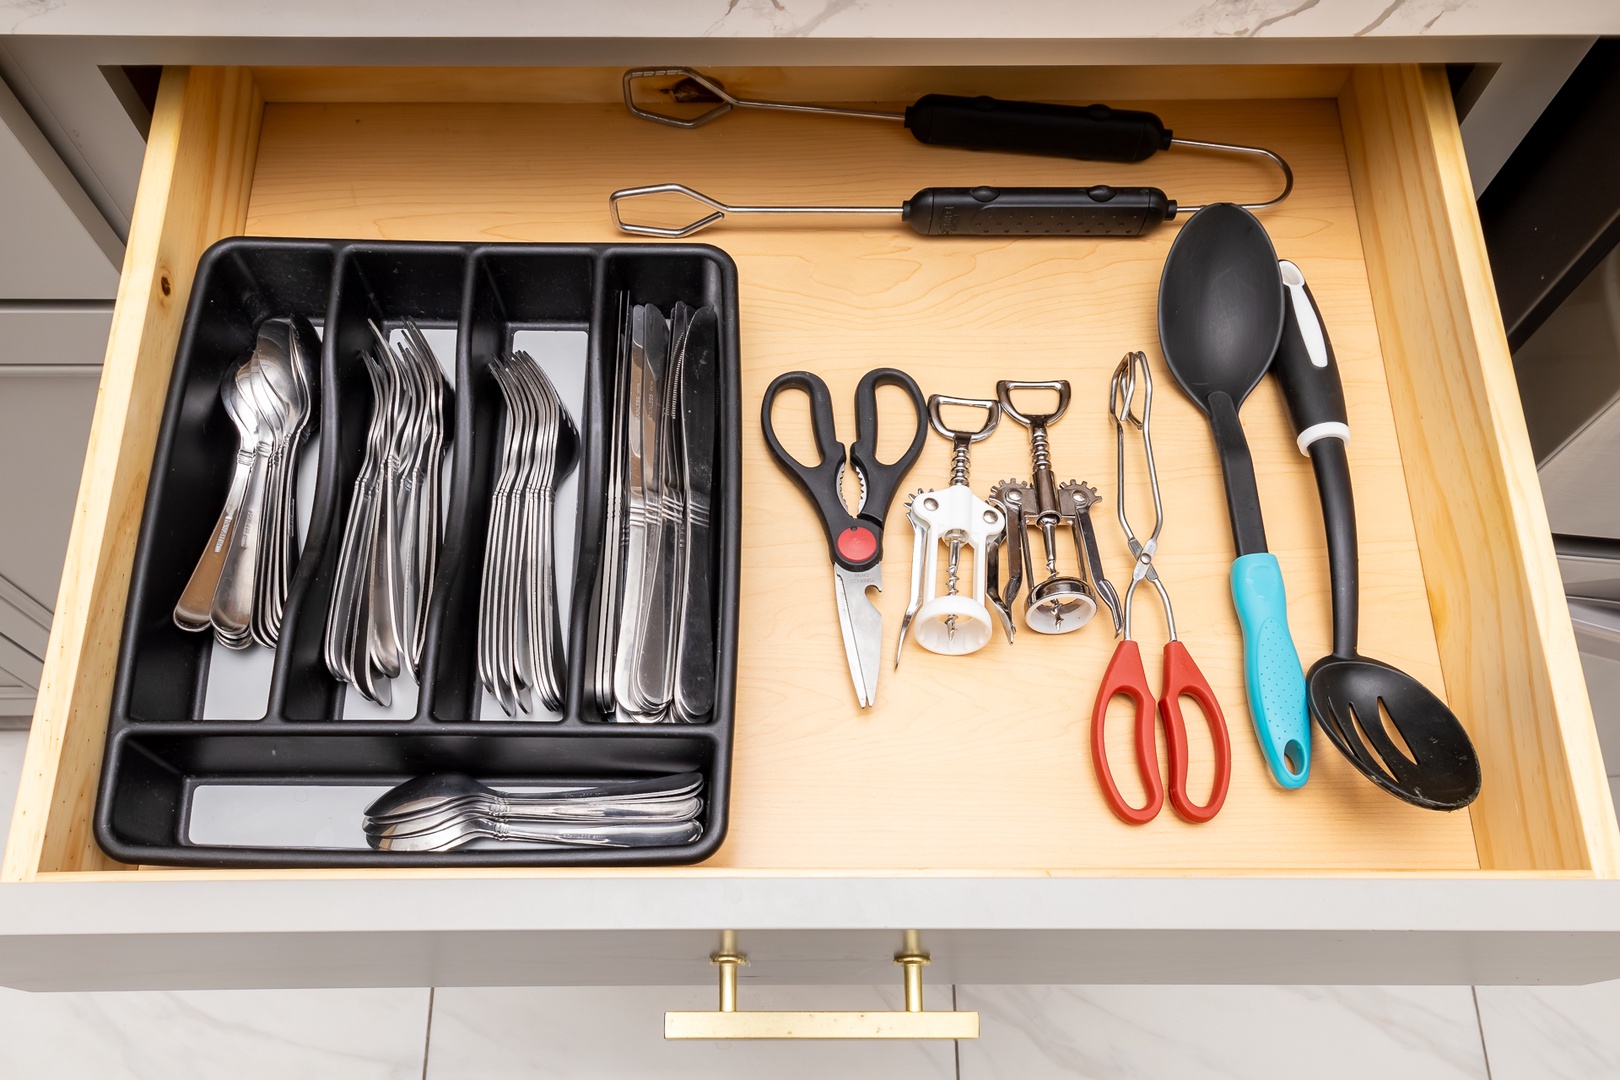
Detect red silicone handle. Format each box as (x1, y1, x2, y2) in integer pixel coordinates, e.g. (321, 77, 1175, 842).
(1158, 639, 1232, 823)
(1091, 640, 1165, 825)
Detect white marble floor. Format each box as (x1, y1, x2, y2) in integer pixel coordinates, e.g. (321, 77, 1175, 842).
(3, 730, 1620, 1078)
(6, 978, 1620, 1080)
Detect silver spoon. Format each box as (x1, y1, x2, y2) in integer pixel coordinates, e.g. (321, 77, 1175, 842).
(368, 815, 703, 852)
(210, 359, 273, 648)
(174, 354, 255, 632)
(243, 348, 293, 647)
(249, 322, 296, 629)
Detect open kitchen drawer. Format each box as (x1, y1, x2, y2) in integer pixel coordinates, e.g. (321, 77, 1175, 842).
(2, 63, 1619, 993)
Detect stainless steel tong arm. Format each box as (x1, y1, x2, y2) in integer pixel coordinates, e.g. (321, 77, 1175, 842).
(610, 183, 897, 238)
(623, 67, 904, 128)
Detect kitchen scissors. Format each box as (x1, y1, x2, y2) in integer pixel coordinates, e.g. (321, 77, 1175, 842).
(761, 368, 927, 708)
(1091, 352, 1232, 824)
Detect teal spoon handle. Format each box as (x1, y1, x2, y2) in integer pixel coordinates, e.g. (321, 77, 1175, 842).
(1230, 552, 1311, 788)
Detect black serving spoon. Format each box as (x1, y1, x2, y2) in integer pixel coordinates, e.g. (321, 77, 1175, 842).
(1271, 258, 1481, 809)
(1158, 203, 1312, 788)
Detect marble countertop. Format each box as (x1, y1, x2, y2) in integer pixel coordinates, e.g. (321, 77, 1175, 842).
(2, 0, 1617, 42)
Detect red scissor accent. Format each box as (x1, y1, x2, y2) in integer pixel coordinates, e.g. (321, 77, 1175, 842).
(1091, 641, 1163, 824)
(1091, 638, 1231, 825)
(1159, 639, 1230, 822)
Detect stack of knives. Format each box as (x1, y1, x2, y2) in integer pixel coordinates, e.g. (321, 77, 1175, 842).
(591, 298, 720, 723)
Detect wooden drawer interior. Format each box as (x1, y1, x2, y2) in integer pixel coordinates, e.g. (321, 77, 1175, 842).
(5, 63, 1616, 882)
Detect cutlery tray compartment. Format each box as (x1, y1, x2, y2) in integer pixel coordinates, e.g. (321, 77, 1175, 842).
(96, 236, 741, 867)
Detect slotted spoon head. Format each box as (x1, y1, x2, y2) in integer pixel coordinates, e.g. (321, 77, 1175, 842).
(1307, 654, 1481, 810)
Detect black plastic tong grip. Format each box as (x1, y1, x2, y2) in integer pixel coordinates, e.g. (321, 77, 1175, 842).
(904, 95, 1172, 163)
(759, 368, 927, 572)
(902, 186, 1174, 237)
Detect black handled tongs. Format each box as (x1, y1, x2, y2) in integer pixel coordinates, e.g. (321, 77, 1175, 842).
(613, 67, 1293, 239)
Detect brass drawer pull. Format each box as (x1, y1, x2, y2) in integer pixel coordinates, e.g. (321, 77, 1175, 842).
(665, 934, 980, 1040)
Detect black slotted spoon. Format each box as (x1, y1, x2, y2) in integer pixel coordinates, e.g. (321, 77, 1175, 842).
(1272, 257, 1481, 810)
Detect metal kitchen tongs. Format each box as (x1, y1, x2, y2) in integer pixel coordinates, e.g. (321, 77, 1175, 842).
(1089, 352, 1231, 825)
(614, 68, 1293, 238)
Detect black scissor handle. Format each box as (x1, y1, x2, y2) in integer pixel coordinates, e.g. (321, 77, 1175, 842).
(760, 368, 926, 573)
(849, 368, 927, 533)
(761, 370, 870, 569)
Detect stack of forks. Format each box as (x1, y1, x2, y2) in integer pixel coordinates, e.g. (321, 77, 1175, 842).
(476, 350, 580, 716)
(323, 319, 451, 705)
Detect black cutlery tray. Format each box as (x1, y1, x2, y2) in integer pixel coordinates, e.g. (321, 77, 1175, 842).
(94, 237, 741, 868)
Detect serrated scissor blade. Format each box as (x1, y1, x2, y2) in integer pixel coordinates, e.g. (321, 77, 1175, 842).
(833, 564, 884, 708)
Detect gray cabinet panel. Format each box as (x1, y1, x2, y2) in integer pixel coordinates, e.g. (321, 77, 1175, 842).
(0, 371, 99, 608)
(0, 73, 120, 299)
(0, 305, 113, 369)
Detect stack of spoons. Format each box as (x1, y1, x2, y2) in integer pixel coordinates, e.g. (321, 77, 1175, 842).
(363, 771, 705, 851)
(174, 316, 321, 648)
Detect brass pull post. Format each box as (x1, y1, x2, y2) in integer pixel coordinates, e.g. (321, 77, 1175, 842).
(896, 951, 928, 1012)
(713, 951, 745, 1012)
